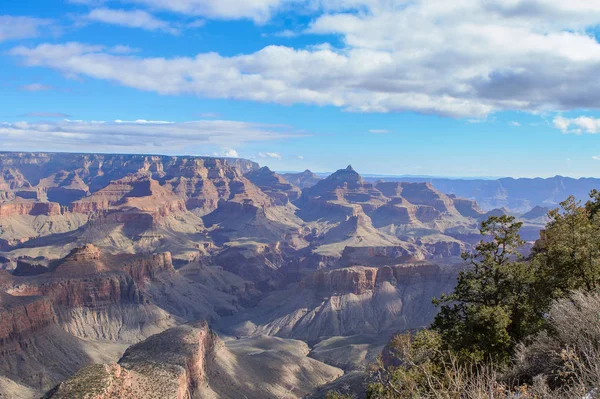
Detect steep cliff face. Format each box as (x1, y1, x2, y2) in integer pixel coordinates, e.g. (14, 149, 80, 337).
(222, 264, 458, 342)
(2, 245, 177, 343)
(0, 245, 266, 397)
(45, 322, 216, 399)
(0, 200, 61, 217)
(0, 292, 57, 348)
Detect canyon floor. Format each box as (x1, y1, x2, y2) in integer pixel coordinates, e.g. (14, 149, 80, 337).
(0, 152, 563, 398)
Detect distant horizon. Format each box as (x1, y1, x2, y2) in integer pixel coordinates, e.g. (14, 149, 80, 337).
(0, 149, 597, 180)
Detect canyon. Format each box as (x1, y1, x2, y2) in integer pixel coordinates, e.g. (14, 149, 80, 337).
(0, 152, 572, 398)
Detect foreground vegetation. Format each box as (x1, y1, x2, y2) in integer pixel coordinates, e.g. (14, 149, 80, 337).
(327, 192, 600, 398)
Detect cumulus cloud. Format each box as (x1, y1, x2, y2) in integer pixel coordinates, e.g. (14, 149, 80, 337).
(258, 152, 283, 159)
(0, 15, 53, 42)
(213, 148, 239, 157)
(510, 121, 521, 127)
(85, 8, 180, 34)
(553, 116, 600, 134)
(0, 119, 298, 153)
(593, 156, 600, 161)
(12, 1, 600, 117)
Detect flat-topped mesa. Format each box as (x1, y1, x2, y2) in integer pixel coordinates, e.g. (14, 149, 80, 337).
(2, 246, 175, 309)
(341, 245, 424, 266)
(50, 244, 174, 279)
(310, 266, 377, 295)
(305, 264, 447, 296)
(46, 322, 218, 399)
(245, 166, 301, 205)
(0, 199, 62, 217)
(70, 175, 186, 217)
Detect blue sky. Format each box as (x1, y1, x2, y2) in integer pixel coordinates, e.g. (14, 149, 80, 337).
(1, 0, 600, 177)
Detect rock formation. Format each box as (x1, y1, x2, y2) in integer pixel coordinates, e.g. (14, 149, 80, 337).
(220, 264, 457, 343)
(245, 166, 301, 205)
(282, 169, 323, 189)
(0, 151, 555, 399)
(45, 322, 342, 399)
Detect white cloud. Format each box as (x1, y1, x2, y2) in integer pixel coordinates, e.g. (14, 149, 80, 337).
(258, 152, 283, 159)
(369, 129, 389, 134)
(19, 83, 54, 92)
(0, 15, 52, 42)
(86, 8, 179, 34)
(510, 121, 521, 127)
(0, 119, 298, 153)
(297, 155, 304, 160)
(213, 148, 239, 157)
(593, 156, 600, 161)
(273, 29, 298, 38)
(125, 0, 283, 23)
(553, 116, 600, 134)
(13, 1, 600, 117)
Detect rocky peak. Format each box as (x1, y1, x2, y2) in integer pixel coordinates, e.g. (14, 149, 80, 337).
(66, 244, 102, 262)
(281, 169, 322, 189)
(245, 167, 300, 205)
(521, 205, 550, 220)
(307, 166, 366, 195)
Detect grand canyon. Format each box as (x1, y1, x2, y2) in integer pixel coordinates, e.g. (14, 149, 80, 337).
(0, 151, 594, 398)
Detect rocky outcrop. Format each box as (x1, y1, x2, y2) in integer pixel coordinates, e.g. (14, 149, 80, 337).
(222, 264, 458, 342)
(310, 267, 378, 295)
(0, 293, 57, 348)
(46, 322, 342, 399)
(521, 205, 550, 220)
(0, 200, 61, 217)
(0, 153, 259, 219)
(245, 166, 301, 205)
(45, 322, 216, 399)
(70, 176, 186, 217)
(301, 165, 387, 208)
(282, 169, 322, 188)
